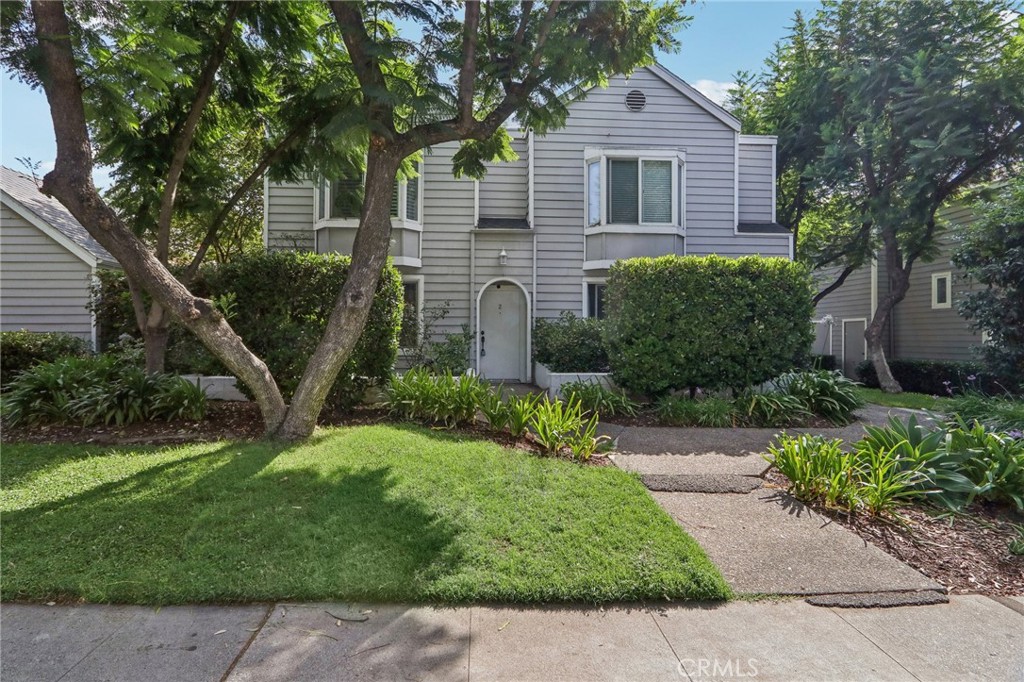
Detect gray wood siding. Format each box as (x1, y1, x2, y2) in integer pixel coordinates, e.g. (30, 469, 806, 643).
(892, 217, 982, 361)
(0, 203, 95, 339)
(266, 179, 315, 251)
(738, 142, 773, 222)
(478, 137, 529, 220)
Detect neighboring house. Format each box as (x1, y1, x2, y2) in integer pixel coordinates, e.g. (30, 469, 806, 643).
(812, 203, 983, 378)
(1, 166, 119, 347)
(264, 64, 792, 382)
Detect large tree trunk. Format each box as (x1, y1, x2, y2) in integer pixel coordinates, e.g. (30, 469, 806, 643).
(142, 304, 171, 375)
(31, 0, 288, 435)
(276, 146, 401, 440)
(866, 229, 912, 394)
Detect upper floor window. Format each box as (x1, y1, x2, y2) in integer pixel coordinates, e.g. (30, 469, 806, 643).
(585, 149, 684, 228)
(319, 162, 421, 223)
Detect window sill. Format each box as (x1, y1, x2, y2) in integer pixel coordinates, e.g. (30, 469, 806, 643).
(315, 218, 423, 232)
(584, 224, 684, 237)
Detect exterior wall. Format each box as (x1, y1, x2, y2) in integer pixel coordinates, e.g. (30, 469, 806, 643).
(478, 137, 529, 219)
(738, 142, 774, 222)
(0, 202, 95, 340)
(265, 178, 315, 251)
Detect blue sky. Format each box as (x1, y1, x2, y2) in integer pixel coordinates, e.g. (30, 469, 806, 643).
(0, 1, 816, 186)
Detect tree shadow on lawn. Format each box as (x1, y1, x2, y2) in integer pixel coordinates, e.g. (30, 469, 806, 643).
(1, 435, 464, 605)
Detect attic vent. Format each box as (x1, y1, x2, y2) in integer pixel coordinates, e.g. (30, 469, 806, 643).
(625, 89, 647, 111)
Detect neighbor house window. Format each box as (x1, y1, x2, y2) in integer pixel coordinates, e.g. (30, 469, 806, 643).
(586, 282, 607, 319)
(585, 150, 683, 227)
(400, 280, 421, 347)
(932, 272, 951, 309)
(321, 161, 421, 223)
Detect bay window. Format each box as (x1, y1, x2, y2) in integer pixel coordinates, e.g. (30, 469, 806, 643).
(318, 161, 422, 224)
(585, 149, 684, 229)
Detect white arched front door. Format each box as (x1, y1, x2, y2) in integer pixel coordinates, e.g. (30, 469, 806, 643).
(478, 280, 528, 381)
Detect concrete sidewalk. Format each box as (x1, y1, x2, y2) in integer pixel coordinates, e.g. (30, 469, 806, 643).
(2, 597, 1021, 681)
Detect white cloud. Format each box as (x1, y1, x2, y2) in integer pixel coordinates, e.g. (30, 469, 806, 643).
(692, 79, 736, 107)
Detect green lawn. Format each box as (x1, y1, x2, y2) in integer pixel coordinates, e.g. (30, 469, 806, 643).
(0, 425, 730, 605)
(854, 387, 952, 411)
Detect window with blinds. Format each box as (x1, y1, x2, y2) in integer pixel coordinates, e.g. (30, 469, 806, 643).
(587, 153, 681, 227)
(323, 161, 421, 223)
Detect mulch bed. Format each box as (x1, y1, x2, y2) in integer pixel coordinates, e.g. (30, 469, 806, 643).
(764, 469, 1024, 596)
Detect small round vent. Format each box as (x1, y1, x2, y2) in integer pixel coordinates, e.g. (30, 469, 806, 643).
(625, 89, 647, 111)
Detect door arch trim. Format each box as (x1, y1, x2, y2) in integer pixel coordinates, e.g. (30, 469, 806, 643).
(475, 278, 532, 382)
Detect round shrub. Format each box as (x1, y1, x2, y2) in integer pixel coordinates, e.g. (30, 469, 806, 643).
(604, 255, 815, 396)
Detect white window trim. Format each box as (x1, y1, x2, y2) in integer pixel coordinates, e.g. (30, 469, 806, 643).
(931, 271, 952, 309)
(582, 147, 685, 236)
(315, 162, 424, 232)
(581, 278, 607, 319)
(398, 274, 425, 351)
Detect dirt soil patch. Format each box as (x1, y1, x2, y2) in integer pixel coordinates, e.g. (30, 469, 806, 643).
(764, 469, 1024, 596)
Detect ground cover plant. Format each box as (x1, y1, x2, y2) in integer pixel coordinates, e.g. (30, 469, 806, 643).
(765, 416, 1024, 515)
(0, 426, 730, 605)
(944, 393, 1024, 433)
(1, 356, 206, 427)
(560, 380, 638, 418)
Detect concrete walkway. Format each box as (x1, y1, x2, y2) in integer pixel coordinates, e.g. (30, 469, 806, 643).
(608, 407, 948, 603)
(3, 597, 1021, 681)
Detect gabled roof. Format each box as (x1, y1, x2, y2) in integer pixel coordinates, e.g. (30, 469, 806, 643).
(645, 63, 742, 132)
(0, 166, 118, 267)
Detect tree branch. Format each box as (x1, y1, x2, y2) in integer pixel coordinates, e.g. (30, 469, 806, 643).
(155, 1, 242, 262)
(458, 1, 481, 124)
(328, 1, 396, 135)
(813, 263, 858, 304)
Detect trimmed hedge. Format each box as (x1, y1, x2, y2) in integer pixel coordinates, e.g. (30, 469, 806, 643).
(604, 255, 815, 396)
(1, 330, 90, 388)
(855, 359, 1001, 396)
(92, 251, 403, 410)
(533, 312, 608, 373)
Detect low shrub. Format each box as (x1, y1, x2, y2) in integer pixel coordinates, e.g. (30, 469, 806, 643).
(528, 396, 608, 459)
(605, 255, 814, 396)
(765, 435, 861, 510)
(1, 331, 90, 388)
(1, 356, 205, 427)
(775, 370, 863, 425)
(855, 359, 1001, 396)
(944, 392, 1024, 432)
(735, 391, 811, 427)
(505, 393, 540, 438)
(533, 312, 608, 373)
(384, 368, 488, 427)
(944, 418, 1024, 510)
(653, 396, 737, 427)
(560, 380, 638, 418)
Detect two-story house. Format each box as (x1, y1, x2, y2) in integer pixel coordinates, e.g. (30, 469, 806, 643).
(263, 64, 791, 382)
